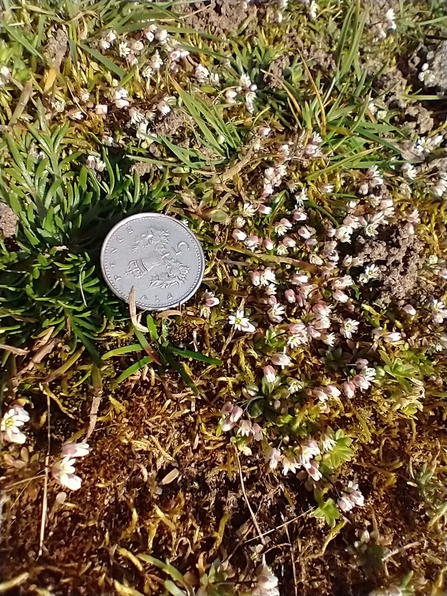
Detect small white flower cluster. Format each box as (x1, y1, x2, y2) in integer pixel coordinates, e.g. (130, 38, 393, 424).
(343, 363, 377, 398)
(372, 327, 402, 345)
(224, 72, 258, 113)
(51, 442, 90, 491)
(414, 133, 444, 157)
(220, 402, 263, 454)
(337, 480, 365, 512)
(267, 439, 323, 481)
(374, 8, 397, 40)
(193, 63, 220, 86)
(1, 405, 30, 444)
(297, 0, 319, 20)
(86, 155, 106, 172)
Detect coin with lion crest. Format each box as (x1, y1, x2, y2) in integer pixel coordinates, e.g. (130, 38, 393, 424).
(101, 214, 205, 311)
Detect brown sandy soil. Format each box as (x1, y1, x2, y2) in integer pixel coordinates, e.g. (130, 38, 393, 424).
(1, 345, 446, 595)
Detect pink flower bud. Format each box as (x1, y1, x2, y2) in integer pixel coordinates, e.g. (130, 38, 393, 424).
(402, 304, 416, 315)
(61, 442, 90, 458)
(271, 353, 292, 368)
(289, 322, 306, 334)
(305, 238, 318, 248)
(263, 365, 277, 383)
(282, 236, 296, 248)
(334, 289, 349, 303)
(232, 229, 247, 241)
(298, 226, 312, 239)
(258, 204, 272, 215)
(250, 270, 262, 286)
(258, 126, 271, 137)
(323, 385, 341, 398)
(342, 381, 356, 399)
(291, 273, 309, 285)
(264, 238, 274, 250)
(245, 235, 260, 249)
(284, 289, 296, 303)
(203, 292, 219, 307)
(293, 210, 307, 221)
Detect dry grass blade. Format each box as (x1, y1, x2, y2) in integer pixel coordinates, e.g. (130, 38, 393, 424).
(234, 446, 266, 546)
(129, 287, 149, 332)
(0, 344, 28, 356)
(37, 392, 50, 559)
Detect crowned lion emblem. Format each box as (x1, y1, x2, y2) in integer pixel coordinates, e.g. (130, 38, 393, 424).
(126, 227, 190, 289)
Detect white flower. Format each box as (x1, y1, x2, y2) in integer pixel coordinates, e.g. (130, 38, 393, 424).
(384, 8, 396, 30)
(51, 457, 82, 491)
(149, 51, 163, 71)
(95, 104, 108, 116)
(340, 318, 359, 339)
(239, 73, 251, 89)
(86, 155, 106, 172)
(144, 24, 157, 41)
(225, 89, 238, 104)
(0, 65, 11, 82)
(155, 28, 168, 43)
(195, 64, 209, 82)
(266, 447, 282, 470)
(61, 442, 90, 458)
(338, 480, 364, 512)
(221, 402, 243, 431)
(382, 331, 402, 344)
(157, 100, 171, 116)
(321, 431, 336, 452)
(1, 406, 30, 444)
(252, 564, 280, 596)
(369, 586, 402, 596)
(308, 0, 318, 20)
(263, 365, 277, 383)
(281, 453, 300, 475)
(118, 41, 130, 57)
(359, 263, 381, 284)
(238, 419, 253, 437)
(415, 134, 444, 157)
(367, 165, 384, 187)
(274, 218, 292, 236)
(401, 163, 416, 180)
(241, 202, 257, 218)
(287, 333, 307, 348)
(268, 303, 285, 323)
(260, 267, 276, 286)
(430, 299, 447, 324)
(228, 310, 255, 333)
(203, 291, 219, 307)
(433, 173, 447, 197)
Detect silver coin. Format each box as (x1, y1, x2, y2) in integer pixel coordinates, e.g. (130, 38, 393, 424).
(100, 213, 205, 311)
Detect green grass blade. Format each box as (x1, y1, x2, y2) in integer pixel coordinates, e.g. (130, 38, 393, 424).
(102, 344, 142, 359)
(116, 356, 153, 383)
(168, 346, 222, 365)
(78, 42, 126, 77)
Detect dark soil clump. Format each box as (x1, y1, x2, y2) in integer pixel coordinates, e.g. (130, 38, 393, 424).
(177, 0, 253, 36)
(354, 225, 423, 305)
